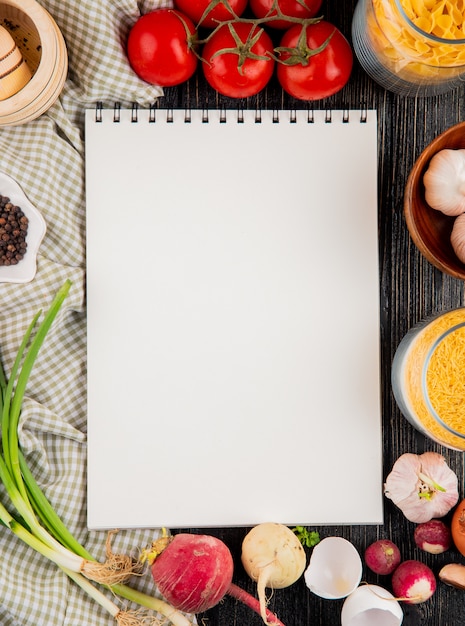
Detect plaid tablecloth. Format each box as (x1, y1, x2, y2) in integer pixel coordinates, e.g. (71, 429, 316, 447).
(0, 1, 192, 624)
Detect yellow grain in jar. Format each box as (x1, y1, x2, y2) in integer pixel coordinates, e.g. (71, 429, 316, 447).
(391, 308, 465, 450)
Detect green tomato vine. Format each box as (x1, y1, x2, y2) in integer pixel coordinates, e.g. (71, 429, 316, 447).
(176, 0, 330, 68)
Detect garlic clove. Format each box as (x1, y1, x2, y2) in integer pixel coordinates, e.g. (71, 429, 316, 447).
(423, 149, 465, 216)
(450, 212, 465, 264)
(439, 563, 465, 590)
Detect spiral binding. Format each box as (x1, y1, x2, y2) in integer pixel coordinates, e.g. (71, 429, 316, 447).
(95, 103, 369, 124)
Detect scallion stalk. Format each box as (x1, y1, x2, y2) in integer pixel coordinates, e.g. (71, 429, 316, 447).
(1, 309, 41, 500)
(0, 280, 194, 625)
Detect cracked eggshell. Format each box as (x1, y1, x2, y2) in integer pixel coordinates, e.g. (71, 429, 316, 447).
(304, 537, 362, 599)
(341, 584, 403, 626)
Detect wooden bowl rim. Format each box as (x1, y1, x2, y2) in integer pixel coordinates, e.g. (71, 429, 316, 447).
(404, 121, 465, 281)
(0, 0, 67, 123)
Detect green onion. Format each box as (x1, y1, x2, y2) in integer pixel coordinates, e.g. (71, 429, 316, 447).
(0, 280, 193, 626)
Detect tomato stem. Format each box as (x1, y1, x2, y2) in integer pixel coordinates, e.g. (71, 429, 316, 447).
(175, 0, 330, 68)
(193, 9, 323, 48)
(273, 23, 334, 66)
(206, 22, 272, 73)
(197, 0, 242, 28)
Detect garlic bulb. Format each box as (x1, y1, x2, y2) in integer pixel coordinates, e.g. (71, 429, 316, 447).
(384, 452, 459, 523)
(450, 212, 465, 263)
(423, 148, 465, 216)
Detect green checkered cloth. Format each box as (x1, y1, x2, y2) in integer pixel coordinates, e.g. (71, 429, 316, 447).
(0, 1, 195, 625)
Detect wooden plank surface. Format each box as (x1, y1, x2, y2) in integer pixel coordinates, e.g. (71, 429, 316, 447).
(161, 2, 465, 624)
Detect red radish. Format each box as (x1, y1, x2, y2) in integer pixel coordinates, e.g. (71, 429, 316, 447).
(364, 539, 401, 575)
(414, 520, 452, 554)
(145, 532, 287, 625)
(149, 533, 233, 613)
(228, 583, 287, 626)
(391, 560, 436, 604)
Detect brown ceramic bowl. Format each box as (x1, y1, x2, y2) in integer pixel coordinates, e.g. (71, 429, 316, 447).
(404, 121, 465, 281)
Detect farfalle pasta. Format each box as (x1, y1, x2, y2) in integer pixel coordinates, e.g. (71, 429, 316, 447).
(367, 0, 465, 82)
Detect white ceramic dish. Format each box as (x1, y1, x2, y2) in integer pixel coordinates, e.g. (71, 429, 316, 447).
(0, 171, 46, 283)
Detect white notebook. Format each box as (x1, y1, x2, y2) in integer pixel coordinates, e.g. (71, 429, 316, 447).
(85, 107, 382, 529)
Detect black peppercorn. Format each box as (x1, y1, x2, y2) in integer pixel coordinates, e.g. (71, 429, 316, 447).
(0, 195, 29, 266)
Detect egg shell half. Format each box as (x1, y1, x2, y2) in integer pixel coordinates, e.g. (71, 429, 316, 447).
(304, 536, 363, 599)
(341, 584, 403, 626)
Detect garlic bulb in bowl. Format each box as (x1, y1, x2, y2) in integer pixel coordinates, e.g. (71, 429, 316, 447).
(423, 149, 465, 216)
(404, 120, 465, 280)
(451, 213, 465, 264)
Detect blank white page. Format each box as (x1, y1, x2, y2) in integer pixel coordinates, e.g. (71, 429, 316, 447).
(85, 108, 382, 529)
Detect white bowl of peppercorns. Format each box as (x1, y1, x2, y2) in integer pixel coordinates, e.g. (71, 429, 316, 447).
(0, 171, 45, 283)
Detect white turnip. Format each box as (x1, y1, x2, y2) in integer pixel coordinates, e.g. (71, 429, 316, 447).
(391, 560, 436, 604)
(241, 523, 306, 625)
(414, 520, 452, 554)
(364, 539, 401, 575)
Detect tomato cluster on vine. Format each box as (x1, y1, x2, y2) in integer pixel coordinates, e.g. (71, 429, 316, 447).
(126, 0, 353, 101)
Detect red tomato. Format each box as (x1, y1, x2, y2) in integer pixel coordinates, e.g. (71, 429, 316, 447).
(174, 0, 248, 28)
(276, 21, 353, 100)
(202, 23, 275, 98)
(127, 9, 198, 87)
(249, 0, 323, 29)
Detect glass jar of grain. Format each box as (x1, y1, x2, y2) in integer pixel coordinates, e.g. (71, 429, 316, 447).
(352, 0, 465, 97)
(391, 308, 465, 450)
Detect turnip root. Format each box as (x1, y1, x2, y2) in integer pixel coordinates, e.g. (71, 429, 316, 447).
(414, 520, 452, 554)
(391, 560, 436, 604)
(364, 539, 401, 575)
(241, 523, 306, 625)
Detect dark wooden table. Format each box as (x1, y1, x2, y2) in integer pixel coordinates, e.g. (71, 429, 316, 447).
(162, 2, 465, 624)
